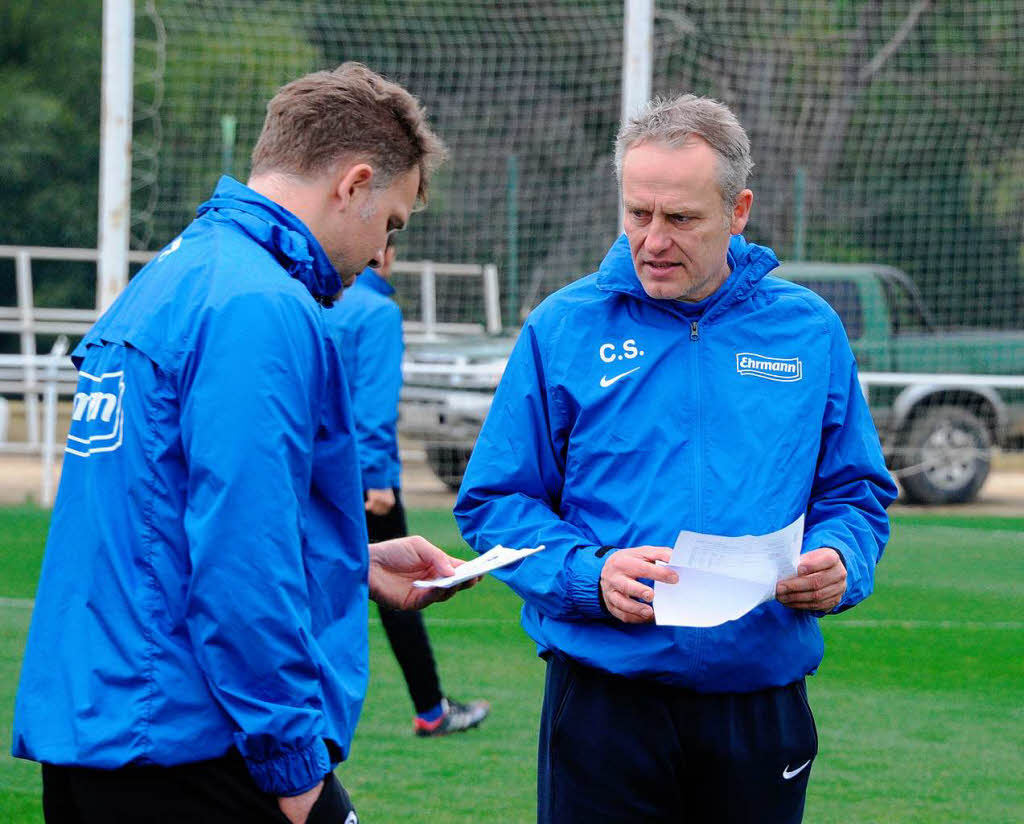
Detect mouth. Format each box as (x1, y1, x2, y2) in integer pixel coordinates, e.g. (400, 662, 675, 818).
(641, 260, 683, 277)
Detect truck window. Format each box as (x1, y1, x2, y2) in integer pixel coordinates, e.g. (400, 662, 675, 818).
(797, 280, 863, 340)
(880, 276, 930, 335)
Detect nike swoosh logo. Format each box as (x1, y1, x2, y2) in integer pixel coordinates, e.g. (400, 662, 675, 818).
(600, 366, 641, 388)
(782, 759, 812, 780)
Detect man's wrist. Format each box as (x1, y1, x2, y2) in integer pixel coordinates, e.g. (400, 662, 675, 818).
(243, 738, 331, 796)
(567, 546, 614, 619)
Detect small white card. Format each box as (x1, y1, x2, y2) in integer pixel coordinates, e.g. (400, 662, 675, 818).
(413, 544, 546, 589)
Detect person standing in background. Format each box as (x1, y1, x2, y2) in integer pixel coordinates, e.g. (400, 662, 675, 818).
(325, 235, 491, 737)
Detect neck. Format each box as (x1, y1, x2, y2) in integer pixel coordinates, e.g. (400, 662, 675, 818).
(247, 172, 323, 232)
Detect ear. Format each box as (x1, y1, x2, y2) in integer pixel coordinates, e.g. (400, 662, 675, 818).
(729, 189, 753, 235)
(334, 162, 375, 211)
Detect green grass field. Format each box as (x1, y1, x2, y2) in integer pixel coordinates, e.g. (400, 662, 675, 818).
(1, 506, 1022, 822)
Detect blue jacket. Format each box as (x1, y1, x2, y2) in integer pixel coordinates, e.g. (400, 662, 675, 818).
(455, 234, 897, 693)
(13, 177, 370, 795)
(323, 269, 403, 491)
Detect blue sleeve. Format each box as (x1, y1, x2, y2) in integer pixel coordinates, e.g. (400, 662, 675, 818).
(454, 322, 609, 621)
(804, 314, 898, 613)
(348, 302, 403, 490)
(178, 291, 332, 796)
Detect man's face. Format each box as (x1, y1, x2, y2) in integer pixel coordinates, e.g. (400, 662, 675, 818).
(328, 166, 419, 287)
(622, 138, 751, 301)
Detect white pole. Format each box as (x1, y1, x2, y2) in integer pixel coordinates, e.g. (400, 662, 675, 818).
(97, 0, 135, 312)
(620, 0, 654, 233)
(622, 0, 654, 125)
(482, 264, 502, 335)
(420, 262, 437, 340)
(15, 250, 39, 446)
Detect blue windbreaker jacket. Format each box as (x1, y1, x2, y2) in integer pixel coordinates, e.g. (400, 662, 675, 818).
(455, 234, 897, 692)
(13, 177, 371, 795)
(322, 269, 403, 491)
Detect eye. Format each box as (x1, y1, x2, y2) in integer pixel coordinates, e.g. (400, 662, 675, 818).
(628, 209, 651, 224)
(670, 214, 691, 225)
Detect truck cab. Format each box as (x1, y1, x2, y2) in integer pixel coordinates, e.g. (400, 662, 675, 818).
(777, 264, 1023, 503)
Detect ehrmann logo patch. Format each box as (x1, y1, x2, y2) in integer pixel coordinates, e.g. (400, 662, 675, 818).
(735, 353, 803, 382)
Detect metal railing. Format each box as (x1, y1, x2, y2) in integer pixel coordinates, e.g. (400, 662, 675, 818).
(1, 245, 503, 503)
(391, 259, 502, 341)
(0, 246, 156, 446)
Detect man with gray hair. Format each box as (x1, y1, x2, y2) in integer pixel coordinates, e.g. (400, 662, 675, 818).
(455, 93, 896, 822)
(15, 63, 469, 824)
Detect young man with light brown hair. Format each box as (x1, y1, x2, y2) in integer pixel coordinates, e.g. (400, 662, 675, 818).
(15, 64, 466, 824)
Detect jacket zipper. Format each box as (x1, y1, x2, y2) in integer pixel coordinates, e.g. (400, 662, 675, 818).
(690, 320, 702, 526)
(690, 317, 705, 675)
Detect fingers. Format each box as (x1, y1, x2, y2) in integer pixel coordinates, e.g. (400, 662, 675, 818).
(600, 546, 676, 624)
(604, 588, 654, 623)
(795, 547, 841, 575)
(776, 580, 846, 611)
(612, 556, 678, 585)
(776, 547, 847, 612)
(403, 535, 458, 577)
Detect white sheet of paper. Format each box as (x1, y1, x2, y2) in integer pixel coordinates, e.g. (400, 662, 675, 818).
(413, 544, 546, 589)
(654, 516, 804, 628)
(654, 565, 775, 628)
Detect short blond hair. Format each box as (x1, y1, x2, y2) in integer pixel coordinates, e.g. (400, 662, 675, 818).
(252, 62, 447, 203)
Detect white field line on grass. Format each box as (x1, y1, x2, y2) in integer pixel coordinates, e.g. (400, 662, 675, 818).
(831, 619, 1023, 630)
(893, 525, 1024, 538)
(1, 602, 1020, 631)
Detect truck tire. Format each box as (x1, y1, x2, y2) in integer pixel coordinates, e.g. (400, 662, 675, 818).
(424, 445, 471, 492)
(897, 406, 991, 504)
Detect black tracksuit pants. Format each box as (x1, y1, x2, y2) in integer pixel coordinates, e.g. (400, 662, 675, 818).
(538, 654, 818, 824)
(366, 489, 444, 715)
(41, 749, 355, 823)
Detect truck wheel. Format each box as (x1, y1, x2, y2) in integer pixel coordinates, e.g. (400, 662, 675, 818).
(424, 445, 471, 492)
(898, 406, 991, 504)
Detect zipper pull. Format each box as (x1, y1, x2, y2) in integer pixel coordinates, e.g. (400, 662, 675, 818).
(690, 320, 699, 341)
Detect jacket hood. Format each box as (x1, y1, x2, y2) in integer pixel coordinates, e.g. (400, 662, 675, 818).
(197, 176, 342, 302)
(351, 267, 395, 297)
(595, 233, 780, 320)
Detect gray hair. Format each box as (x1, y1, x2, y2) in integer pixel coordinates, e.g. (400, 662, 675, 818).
(614, 94, 754, 210)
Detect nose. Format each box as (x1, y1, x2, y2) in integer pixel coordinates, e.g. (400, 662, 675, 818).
(644, 217, 672, 255)
(367, 245, 384, 270)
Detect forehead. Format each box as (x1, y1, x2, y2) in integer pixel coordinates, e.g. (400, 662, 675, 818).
(621, 138, 721, 205)
(380, 166, 421, 218)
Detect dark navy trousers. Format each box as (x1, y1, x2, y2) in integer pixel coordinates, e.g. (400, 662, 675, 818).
(538, 655, 817, 824)
(41, 749, 355, 823)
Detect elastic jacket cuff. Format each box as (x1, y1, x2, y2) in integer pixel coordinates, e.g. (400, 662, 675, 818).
(361, 466, 391, 491)
(244, 738, 331, 796)
(567, 547, 610, 619)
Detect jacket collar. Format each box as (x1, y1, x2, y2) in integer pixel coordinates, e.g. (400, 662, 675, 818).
(352, 267, 395, 297)
(595, 233, 780, 322)
(196, 176, 342, 302)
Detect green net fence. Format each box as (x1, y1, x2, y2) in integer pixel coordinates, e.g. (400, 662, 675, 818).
(130, 0, 1022, 500)
(134, 0, 1022, 331)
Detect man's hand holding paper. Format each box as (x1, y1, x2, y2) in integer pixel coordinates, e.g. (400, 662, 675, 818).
(599, 546, 678, 624)
(653, 516, 811, 627)
(775, 547, 847, 612)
